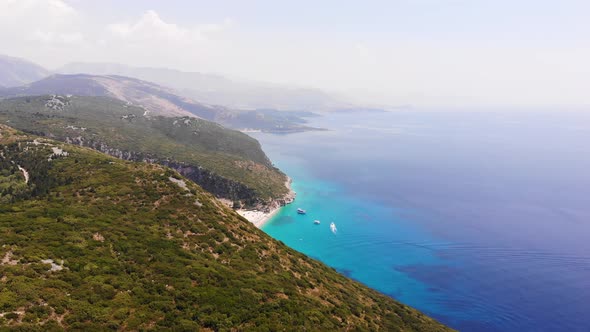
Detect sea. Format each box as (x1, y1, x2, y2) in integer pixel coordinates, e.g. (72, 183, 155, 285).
(249, 109, 590, 331)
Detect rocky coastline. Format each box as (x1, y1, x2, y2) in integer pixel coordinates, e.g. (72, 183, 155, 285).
(237, 177, 296, 228)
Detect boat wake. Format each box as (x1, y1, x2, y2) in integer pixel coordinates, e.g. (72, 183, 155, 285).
(330, 222, 337, 234)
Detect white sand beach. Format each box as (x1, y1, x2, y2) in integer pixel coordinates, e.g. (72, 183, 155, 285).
(236, 207, 282, 228)
(237, 177, 295, 228)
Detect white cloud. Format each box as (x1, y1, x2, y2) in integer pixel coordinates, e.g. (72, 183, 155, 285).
(30, 31, 85, 44)
(0, 0, 77, 19)
(106, 10, 233, 44)
(1, 1, 589, 108)
(0, 4, 234, 70)
(0, 0, 85, 45)
(88, 10, 237, 74)
(0, 0, 81, 36)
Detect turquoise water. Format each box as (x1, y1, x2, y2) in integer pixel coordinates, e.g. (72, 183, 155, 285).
(263, 160, 447, 313)
(251, 110, 590, 331)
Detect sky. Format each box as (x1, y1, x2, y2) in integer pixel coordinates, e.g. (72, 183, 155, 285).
(1, 0, 590, 108)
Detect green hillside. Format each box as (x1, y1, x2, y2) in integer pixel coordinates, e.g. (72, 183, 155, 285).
(0, 74, 323, 133)
(0, 125, 450, 331)
(0, 95, 288, 205)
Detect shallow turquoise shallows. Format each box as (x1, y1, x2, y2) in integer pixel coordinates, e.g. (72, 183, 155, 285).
(251, 110, 590, 331)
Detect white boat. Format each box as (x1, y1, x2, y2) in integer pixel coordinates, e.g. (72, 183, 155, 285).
(314, 220, 321, 225)
(330, 222, 337, 233)
(297, 208, 306, 214)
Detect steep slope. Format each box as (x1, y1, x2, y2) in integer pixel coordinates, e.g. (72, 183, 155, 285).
(0, 95, 289, 207)
(0, 74, 321, 132)
(0, 125, 451, 331)
(0, 55, 49, 88)
(58, 62, 350, 111)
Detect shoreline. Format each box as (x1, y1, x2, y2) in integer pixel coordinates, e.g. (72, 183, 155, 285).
(237, 177, 295, 228)
(236, 205, 283, 228)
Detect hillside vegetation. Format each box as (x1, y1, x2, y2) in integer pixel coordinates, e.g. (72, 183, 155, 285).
(0, 125, 450, 331)
(0, 74, 322, 133)
(0, 95, 288, 205)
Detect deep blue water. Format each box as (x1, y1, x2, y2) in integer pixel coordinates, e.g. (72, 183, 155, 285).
(250, 110, 590, 331)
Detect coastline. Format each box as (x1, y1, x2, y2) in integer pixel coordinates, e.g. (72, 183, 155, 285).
(236, 205, 283, 228)
(237, 177, 295, 228)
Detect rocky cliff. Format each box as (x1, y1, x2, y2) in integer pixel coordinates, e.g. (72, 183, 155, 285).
(63, 135, 292, 208)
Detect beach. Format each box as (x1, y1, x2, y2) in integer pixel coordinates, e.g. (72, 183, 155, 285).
(236, 206, 282, 228)
(236, 177, 295, 228)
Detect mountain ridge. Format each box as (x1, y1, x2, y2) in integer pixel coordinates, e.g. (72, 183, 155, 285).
(0, 73, 323, 133)
(57, 62, 351, 111)
(0, 55, 49, 88)
(0, 74, 210, 118)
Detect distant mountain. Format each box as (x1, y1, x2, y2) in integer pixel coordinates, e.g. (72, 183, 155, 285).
(58, 62, 352, 111)
(0, 54, 49, 87)
(0, 95, 290, 207)
(0, 74, 209, 118)
(0, 124, 450, 330)
(0, 74, 322, 132)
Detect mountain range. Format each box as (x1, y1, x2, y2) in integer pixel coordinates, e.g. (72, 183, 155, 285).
(0, 71, 322, 133)
(0, 74, 218, 118)
(57, 62, 351, 111)
(0, 54, 356, 113)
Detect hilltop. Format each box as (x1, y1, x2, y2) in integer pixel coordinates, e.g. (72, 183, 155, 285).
(0, 74, 220, 118)
(0, 95, 290, 207)
(0, 73, 322, 133)
(0, 55, 49, 88)
(0, 124, 450, 331)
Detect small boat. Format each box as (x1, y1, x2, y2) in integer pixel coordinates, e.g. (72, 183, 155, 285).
(297, 208, 306, 214)
(314, 220, 321, 225)
(330, 222, 337, 233)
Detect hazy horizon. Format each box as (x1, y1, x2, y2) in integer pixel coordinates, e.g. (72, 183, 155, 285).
(2, 0, 590, 108)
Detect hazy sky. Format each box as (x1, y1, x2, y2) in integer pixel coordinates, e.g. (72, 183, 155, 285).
(1, 0, 589, 107)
